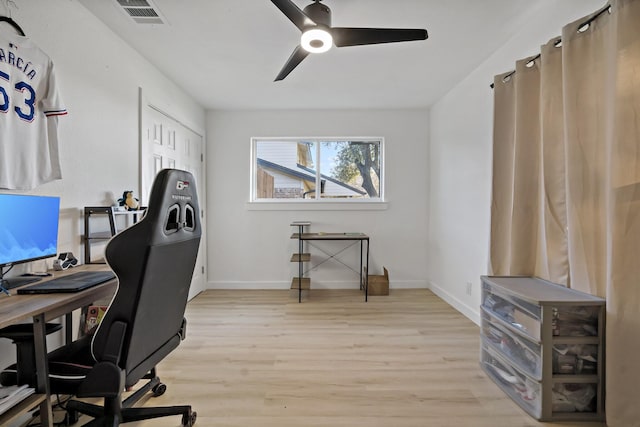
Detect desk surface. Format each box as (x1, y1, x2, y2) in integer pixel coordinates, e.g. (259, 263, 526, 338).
(292, 232, 369, 240)
(0, 264, 117, 328)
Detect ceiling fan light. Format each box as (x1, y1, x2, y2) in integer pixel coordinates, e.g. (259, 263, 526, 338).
(301, 28, 333, 53)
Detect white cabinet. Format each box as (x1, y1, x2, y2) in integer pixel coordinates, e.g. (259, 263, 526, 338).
(480, 276, 605, 422)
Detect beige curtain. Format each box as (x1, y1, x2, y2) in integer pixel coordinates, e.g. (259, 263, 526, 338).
(490, 1, 640, 425)
(490, 47, 568, 283)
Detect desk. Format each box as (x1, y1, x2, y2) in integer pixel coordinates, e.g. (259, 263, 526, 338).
(0, 265, 117, 426)
(291, 232, 370, 302)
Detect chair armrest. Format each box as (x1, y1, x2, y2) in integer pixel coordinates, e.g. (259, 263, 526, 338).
(76, 361, 125, 398)
(76, 320, 127, 398)
(0, 323, 63, 341)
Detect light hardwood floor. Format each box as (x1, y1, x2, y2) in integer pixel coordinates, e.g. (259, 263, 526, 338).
(74, 289, 606, 426)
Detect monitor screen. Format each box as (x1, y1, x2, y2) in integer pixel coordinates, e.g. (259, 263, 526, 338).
(0, 194, 60, 267)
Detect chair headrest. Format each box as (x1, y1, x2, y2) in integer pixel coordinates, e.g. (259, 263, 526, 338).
(144, 168, 201, 242)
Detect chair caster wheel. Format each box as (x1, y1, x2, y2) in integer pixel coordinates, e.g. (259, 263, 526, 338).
(152, 382, 167, 396)
(64, 409, 79, 425)
(182, 410, 197, 426)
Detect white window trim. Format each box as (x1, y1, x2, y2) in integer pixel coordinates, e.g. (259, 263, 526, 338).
(249, 137, 386, 210)
(246, 200, 389, 211)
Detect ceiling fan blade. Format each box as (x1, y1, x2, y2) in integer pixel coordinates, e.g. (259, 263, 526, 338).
(271, 0, 316, 31)
(275, 45, 310, 81)
(332, 27, 428, 47)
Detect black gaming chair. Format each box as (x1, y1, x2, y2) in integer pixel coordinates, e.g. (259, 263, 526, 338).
(35, 169, 200, 426)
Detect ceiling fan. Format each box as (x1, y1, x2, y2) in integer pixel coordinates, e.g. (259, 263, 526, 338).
(271, 0, 429, 81)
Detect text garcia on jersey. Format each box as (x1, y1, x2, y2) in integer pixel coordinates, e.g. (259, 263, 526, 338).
(0, 47, 38, 80)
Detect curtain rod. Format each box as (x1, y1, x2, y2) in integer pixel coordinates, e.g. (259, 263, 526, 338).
(489, 3, 612, 89)
(583, 4, 613, 26)
(489, 51, 542, 88)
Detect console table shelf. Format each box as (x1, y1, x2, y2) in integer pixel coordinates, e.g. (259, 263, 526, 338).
(290, 277, 311, 290)
(290, 253, 311, 262)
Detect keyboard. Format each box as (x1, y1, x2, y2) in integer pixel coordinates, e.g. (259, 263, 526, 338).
(17, 270, 116, 294)
(1, 275, 42, 291)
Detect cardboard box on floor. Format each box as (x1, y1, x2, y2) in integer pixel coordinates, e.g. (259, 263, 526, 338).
(367, 267, 389, 296)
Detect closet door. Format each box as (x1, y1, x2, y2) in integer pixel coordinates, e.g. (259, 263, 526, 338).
(140, 98, 206, 298)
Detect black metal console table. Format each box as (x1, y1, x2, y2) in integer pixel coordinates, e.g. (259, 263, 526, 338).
(290, 222, 370, 303)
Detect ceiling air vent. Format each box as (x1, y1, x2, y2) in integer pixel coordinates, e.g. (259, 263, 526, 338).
(115, 0, 166, 25)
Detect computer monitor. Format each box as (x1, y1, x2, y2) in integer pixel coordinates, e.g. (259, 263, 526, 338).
(0, 194, 60, 290)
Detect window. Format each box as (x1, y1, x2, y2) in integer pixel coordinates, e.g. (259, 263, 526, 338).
(251, 137, 383, 202)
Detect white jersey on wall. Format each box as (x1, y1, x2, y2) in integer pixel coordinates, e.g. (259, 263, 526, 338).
(0, 27, 67, 190)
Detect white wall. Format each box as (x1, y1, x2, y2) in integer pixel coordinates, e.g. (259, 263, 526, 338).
(427, 0, 606, 324)
(207, 109, 429, 290)
(0, 0, 204, 368)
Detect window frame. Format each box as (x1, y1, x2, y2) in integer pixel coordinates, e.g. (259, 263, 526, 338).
(249, 137, 386, 207)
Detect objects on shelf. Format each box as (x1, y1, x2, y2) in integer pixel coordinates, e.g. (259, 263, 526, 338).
(118, 191, 140, 211)
(0, 384, 35, 416)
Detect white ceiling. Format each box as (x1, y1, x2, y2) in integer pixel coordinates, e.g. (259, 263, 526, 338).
(78, 0, 536, 110)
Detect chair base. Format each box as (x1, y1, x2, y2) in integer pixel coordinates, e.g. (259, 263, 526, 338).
(65, 372, 196, 427)
(66, 400, 195, 427)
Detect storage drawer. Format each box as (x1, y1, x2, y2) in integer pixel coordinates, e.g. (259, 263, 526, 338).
(479, 276, 605, 422)
(482, 281, 541, 317)
(481, 314, 541, 380)
(552, 306, 600, 337)
(482, 289, 541, 340)
(481, 345, 541, 419)
(552, 344, 599, 375)
(552, 383, 598, 414)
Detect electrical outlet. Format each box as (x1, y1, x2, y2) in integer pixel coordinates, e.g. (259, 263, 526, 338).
(466, 281, 472, 295)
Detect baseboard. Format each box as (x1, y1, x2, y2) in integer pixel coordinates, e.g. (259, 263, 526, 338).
(207, 281, 289, 290)
(207, 279, 429, 290)
(428, 280, 480, 326)
(391, 280, 429, 289)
